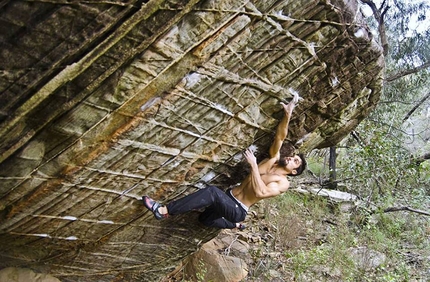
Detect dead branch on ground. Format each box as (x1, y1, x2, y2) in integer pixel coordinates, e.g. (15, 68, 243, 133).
(381, 206, 430, 216)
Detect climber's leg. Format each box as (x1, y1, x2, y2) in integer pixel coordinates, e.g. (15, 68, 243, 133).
(166, 186, 246, 221)
(197, 206, 236, 229)
(142, 186, 247, 226)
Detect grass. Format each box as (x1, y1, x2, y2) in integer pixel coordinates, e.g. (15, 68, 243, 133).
(245, 189, 430, 281)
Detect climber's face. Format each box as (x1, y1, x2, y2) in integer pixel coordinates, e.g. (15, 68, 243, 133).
(279, 155, 302, 175)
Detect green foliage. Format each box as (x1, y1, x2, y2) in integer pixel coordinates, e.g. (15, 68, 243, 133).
(419, 161, 430, 183)
(336, 84, 430, 205)
(380, 0, 430, 64)
(338, 119, 416, 200)
(306, 154, 330, 177)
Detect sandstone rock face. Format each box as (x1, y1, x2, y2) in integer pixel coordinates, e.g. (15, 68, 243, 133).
(183, 236, 249, 282)
(0, 267, 60, 282)
(0, 0, 383, 281)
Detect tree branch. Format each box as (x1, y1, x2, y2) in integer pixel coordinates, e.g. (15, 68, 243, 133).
(386, 61, 430, 82)
(382, 206, 430, 216)
(402, 91, 430, 122)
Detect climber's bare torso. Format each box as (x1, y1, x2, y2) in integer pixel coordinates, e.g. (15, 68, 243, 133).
(231, 154, 302, 208)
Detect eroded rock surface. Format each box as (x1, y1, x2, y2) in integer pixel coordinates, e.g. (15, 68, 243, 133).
(0, 267, 60, 282)
(0, 0, 383, 281)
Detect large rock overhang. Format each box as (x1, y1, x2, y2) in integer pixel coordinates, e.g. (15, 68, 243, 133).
(0, 0, 383, 281)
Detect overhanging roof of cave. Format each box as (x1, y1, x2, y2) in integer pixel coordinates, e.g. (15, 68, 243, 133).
(0, 0, 383, 281)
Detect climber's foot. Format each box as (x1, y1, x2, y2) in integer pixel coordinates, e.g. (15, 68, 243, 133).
(142, 196, 168, 220)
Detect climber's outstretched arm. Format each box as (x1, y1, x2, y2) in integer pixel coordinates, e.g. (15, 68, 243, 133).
(268, 93, 299, 159)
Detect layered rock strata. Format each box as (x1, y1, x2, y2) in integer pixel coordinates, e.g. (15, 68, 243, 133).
(0, 0, 383, 281)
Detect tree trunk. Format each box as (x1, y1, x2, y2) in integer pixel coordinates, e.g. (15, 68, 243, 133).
(328, 146, 338, 189)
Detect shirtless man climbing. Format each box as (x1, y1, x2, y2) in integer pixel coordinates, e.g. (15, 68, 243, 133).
(142, 94, 306, 230)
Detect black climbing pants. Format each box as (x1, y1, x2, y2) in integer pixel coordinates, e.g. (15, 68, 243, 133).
(166, 185, 247, 229)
